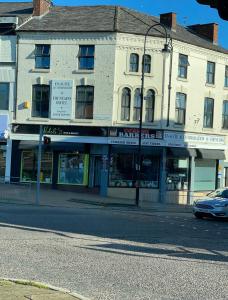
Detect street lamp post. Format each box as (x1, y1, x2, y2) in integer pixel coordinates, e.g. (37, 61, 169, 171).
(135, 23, 171, 206)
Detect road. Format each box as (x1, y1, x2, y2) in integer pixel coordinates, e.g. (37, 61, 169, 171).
(0, 202, 227, 300)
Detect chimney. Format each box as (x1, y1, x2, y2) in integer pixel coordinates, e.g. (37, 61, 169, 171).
(160, 12, 177, 31)
(188, 23, 218, 44)
(33, 0, 52, 17)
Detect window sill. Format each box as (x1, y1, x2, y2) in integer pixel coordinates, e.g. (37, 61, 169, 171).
(202, 127, 214, 132)
(177, 77, 188, 82)
(124, 71, 153, 77)
(224, 86, 228, 90)
(30, 68, 50, 73)
(205, 83, 215, 88)
(70, 119, 93, 123)
(72, 70, 94, 74)
(173, 124, 185, 128)
(221, 128, 228, 132)
(27, 118, 49, 122)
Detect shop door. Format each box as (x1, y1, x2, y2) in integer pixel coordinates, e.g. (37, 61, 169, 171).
(94, 157, 102, 187)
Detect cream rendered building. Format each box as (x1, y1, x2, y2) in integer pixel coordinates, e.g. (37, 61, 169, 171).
(11, 1, 228, 205)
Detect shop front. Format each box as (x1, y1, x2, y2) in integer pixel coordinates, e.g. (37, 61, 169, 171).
(0, 114, 9, 182)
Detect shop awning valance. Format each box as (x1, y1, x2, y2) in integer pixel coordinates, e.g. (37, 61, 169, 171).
(19, 141, 86, 152)
(19, 141, 39, 149)
(197, 149, 226, 160)
(168, 147, 197, 158)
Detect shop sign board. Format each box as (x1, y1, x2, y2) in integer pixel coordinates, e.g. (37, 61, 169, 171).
(0, 115, 8, 140)
(108, 128, 164, 146)
(50, 80, 73, 120)
(164, 131, 225, 149)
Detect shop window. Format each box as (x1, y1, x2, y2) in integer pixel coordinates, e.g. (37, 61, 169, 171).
(133, 88, 141, 121)
(143, 54, 151, 73)
(32, 84, 50, 118)
(178, 54, 188, 78)
(35, 44, 50, 69)
(203, 97, 214, 128)
(129, 53, 139, 72)
(0, 146, 6, 181)
(0, 83, 9, 110)
(166, 158, 189, 191)
(140, 155, 159, 188)
(175, 93, 186, 125)
(206, 61, 215, 84)
(21, 150, 53, 183)
(78, 45, 95, 70)
(225, 66, 228, 87)
(76, 85, 94, 119)
(222, 100, 228, 129)
(121, 88, 131, 121)
(145, 89, 155, 122)
(58, 153, 89, 185)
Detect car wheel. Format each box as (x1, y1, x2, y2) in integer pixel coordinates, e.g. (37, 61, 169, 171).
(194, 212, 204, 219)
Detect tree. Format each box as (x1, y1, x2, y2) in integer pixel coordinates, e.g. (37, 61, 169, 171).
(196, 0, 228, 20)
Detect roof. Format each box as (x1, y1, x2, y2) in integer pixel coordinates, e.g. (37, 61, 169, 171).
(0, 2, 33, 24)
(17, 5, 228, 55)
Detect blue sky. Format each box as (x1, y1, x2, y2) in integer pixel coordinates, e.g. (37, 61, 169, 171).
(10, 0, 228, 48)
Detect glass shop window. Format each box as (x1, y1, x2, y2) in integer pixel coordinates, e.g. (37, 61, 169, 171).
(166, 158, 189, 191)
(0, 146, 6, 181)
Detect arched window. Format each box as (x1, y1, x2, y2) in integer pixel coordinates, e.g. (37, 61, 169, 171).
(129, 53, 139, 72)
(143, 54, 151, 73)
(133, 88, 141, 121)
(145, 89, 155, 122)
(121, 88, 131, 121)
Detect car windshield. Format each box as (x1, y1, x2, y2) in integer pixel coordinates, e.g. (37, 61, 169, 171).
(207, 189, 228, 198)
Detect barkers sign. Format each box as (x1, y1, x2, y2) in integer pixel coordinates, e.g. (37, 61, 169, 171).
(50, 80, 73, 120)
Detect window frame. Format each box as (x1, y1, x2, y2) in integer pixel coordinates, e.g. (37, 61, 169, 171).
(129, 53, 139, 72)
(225, 66, 228, 88)
(178, 54, 188, 79)
(143, 54, 151, 74)
(203, 97, 214, 128)
(75, 85, 94, 119)
(32, 84, 50, 118)
(78, 45, 95, 70)
(206, 61, 215, 85)
(0, 82, 9, 110)
(133, 88, 141, 121)
(121, 87, 131, 121)
(175, 93, 186, 125)
(222, 100, 228, 129)
(145, 89, 155, 123)
(35, 44, 51, 69)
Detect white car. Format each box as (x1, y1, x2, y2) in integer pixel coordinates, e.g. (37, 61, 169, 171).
(193, 188, 228, 219)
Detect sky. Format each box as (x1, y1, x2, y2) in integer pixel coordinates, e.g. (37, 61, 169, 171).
(8, 0, 228, 48)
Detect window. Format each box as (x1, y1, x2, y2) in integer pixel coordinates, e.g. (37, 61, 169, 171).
(222, 100, 228, 129)
(21, 150, 53, 183)
(32, 84, 50, 118)
(145, 89, 155, 122)
(175, 93, 186, 125)
(0, 83, 9, 110)
(121, 88, 131, 121)
(78, 45, 95, 70)
(203, 97, 214, 128)
(76, 86, 94, 119)
(35, 45, 50, 69)
(178, 54, 188, 78)
(206, 61, 215, 84)
(129, 53, 139, 72)
(133, 88, 141, 121)
(225, 66, 228, 87)
(143, 54, 151, 73)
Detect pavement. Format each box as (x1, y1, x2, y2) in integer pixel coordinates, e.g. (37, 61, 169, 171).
(0, 279, 83, 300)
(0, 199, 227, 300)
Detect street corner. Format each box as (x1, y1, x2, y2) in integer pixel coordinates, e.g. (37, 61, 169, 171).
(0, 279, 90, 300)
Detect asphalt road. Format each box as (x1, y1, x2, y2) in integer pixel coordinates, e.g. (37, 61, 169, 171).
(0, 202, 227, 300)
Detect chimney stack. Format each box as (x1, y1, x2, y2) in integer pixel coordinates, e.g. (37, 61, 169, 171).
(160, 12, 177, 31)
(33, 0, 52, 17)
(188, 23, 218, 44)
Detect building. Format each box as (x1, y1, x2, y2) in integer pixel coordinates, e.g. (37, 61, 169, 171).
(0, 2, 33, 182)
(10, 0, 228, 205)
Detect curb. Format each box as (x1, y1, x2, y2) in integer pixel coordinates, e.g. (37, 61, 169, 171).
(0, 278, 91, 300)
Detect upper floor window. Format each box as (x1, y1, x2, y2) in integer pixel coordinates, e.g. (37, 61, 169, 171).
(133, 88, 141, 121)
(145, 89, 155, 122)
(206, 61, 215, 84)
(121, 88, 131, 121)
(175, 93, 186, 125)
(222, 100, 228, 129)
(203, 97, 214, 128)
(78, 45, 95, 70)
(225, 66, 228, 87)
(76, 85, 94, 119)
(178, 54, 188, 78)
(129, 53, 139, 72)
(35, 45, 50, 69)
(0, 83, 9, 110)
(32, 84, 50, 118)
(143, 54, 151, 73)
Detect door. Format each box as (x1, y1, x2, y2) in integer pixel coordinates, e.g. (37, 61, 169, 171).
(94, 156, 102, 187)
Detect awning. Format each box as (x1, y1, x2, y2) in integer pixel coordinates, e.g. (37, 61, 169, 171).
(197, 149, 226, 160)
(168, 147, 197, 158)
